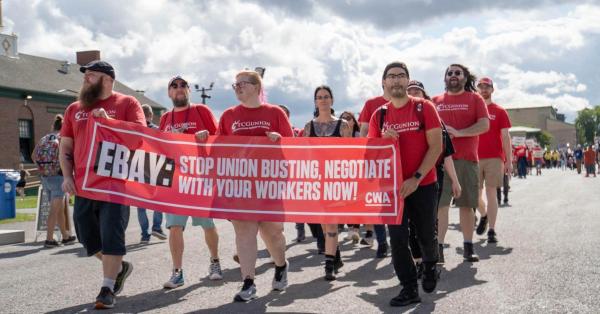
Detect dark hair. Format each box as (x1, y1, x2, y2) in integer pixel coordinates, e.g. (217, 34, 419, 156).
(278, 104, 290, 118)
(53, 114, 63, 131)
(446, 63, 477, 93)
(313, 85, 334, 117)
(340, 111, 359, 137)
(382, 61, 410, 80)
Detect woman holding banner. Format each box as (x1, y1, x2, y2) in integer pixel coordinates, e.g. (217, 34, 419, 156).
(303, 85, 352, 280)
(217, 70, 294, 302)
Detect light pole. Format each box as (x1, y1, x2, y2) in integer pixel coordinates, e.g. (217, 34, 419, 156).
(194, 82, 214, 105)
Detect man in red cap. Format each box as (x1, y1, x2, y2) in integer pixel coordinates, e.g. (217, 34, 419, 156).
(60, 60, 145, 309)
(475, 77, 512, 243)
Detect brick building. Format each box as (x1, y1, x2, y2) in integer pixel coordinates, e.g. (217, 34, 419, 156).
(506, 105, 576, 149)
(0, 32, 165, 170)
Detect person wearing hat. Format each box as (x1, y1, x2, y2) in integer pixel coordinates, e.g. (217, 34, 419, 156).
(159, 75, 224, 289)
(474, 77, 512, 243)
(60, 60, 146, 309)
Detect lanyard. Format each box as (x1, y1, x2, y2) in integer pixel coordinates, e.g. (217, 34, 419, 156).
(170, 106, 191, 133)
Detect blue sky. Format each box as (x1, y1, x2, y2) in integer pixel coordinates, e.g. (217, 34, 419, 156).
(3, 0, 599, 127)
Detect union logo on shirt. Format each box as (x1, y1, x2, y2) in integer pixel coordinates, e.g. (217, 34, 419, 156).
(74, 109, 117, 121)
(436, 103, 469, 112)
(383, 121, 421, 133)
(164, 122, 198, 133)
(231, 120, 271, 133)
(489, 114, 496, 120)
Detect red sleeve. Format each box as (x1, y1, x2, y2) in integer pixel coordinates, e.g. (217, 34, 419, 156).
(423, 101, 441, 131)
(367, 108, 383, 138)
(60, 104, 75, 138)
(159, 112, 167, 131)
(474, 94, 490, 120)
(197, 105, 218, 135)
(358, 99, 372, 124)
(498, 108, 512, 129)
(217, 111, 229, 135)
(127, 98, 146, 125)
(276, 108, 294, 137)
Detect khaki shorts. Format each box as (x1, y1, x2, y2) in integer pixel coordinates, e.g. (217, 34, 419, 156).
(439, 159, 479, 208)
(479, 158, 504, 188)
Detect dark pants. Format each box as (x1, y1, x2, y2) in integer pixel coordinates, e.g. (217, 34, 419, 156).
(388, 183, 438, 288)
(517, 157, 528, 178)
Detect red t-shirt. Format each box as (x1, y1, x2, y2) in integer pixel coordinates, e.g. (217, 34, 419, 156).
(217, 103, 294, 137)
(478, 103, 512, 160)
(358, 96, 388, 124)
(159, 104, 218, 135)
(515, 145, 527, 158)
(367, 97, 442, 186)
(61, 92, 145, 175)
(433, 91, 489, 162)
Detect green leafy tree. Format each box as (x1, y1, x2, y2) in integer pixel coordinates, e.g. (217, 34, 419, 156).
(575, 108, 598, 144)
(535, 130, 553, 149)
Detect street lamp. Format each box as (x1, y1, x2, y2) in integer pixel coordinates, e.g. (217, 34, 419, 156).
(23, 94, 32, 106)
(194, 82, 214, 105)
(57, 89, 78, 94)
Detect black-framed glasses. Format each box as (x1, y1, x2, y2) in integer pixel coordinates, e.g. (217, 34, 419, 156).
(385, 73, 407, 80)
(446, 70, 463, 77)
(170, 82, 188, 89)
(315, 95, 332, 101)
(232, 81, 255, 89)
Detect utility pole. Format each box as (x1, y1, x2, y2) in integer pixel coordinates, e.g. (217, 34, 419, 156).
(194, 82, 214, 105)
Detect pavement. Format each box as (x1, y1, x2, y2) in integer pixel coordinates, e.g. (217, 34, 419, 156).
(1, 168, 599, 313)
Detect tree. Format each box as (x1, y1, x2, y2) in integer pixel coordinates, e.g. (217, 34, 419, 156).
(575, 108, 598, 144)
(535, 130, 553, 149)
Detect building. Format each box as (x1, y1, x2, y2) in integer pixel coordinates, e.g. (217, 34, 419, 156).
(505, 105, 576, 149)
(0, 32, 165, 170)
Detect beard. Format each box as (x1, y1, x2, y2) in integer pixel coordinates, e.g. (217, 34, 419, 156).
(78, 77, 104, 109)
(389, 86, 406, 98)
(445, 77, 466, 93)
(172, 95, 190, 108)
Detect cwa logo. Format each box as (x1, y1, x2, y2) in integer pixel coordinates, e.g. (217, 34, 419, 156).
(365, 191, 391, 206)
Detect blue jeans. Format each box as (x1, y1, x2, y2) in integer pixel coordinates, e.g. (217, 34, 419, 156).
(137, 208, 163, 239)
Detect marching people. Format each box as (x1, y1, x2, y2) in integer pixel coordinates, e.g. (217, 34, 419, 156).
(60, 60, 144, 309)
(159, 76, 223, 289)
(217, 70, 293, 302)
(302, 85, 352, 280)
(369, 62, 442, 306)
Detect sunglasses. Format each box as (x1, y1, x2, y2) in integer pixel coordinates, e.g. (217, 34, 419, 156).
(232, 81, 255, 89)
(170, 82, 188, 89)
(446, 70, 463, 77)
(341, 116, 352, 121)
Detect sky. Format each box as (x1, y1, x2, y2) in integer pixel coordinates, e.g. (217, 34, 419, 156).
(3, 0, 600, 127)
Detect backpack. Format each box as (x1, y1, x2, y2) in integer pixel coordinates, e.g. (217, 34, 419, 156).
(35, 133, 61, 176)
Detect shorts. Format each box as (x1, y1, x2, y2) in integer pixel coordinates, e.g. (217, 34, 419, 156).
(165, 213, 215, 230)
(439, 159, 479, 208)
(40, 176, 65, 201)
(478, 158, 504, 188)
(73, 196, 130, 256)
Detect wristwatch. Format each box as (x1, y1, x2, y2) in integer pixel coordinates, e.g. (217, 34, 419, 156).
(414, 171, 422, 180)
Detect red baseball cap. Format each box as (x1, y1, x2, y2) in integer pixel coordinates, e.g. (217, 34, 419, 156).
(477, 77, 494, 87)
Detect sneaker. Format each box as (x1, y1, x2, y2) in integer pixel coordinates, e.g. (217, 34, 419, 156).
(421, 263, 440, 293)
(151, 229, 167, 240)
(140, 236, 150, 244)
(113, 261, 133, 295)
(272, 261, 289, 291)
(234, 279, 257, 302)
(463, 242, 480, 262)
(488, 229, 498, 243)
(415, 261, 423, 279)
(351, 230, 360, 244)
(163, 269, 184, 289)
(208, 259, 223, 280)
(324, 260, 336, 281)
(61, 236, 77, 245)
(376, 242, 388, 258)
(438, 244, 445, 264)
(360, 232, 374, 247)
(476, 215, 488, 235)
(95, 287, 115, 309)
(44, 240, 60, 248)
(389, 286, 420, 307)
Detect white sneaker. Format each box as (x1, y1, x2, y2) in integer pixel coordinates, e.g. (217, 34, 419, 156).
(163, 270, 184, 289)
(272, 260, 289, 291)
(208, 259, 223, 281)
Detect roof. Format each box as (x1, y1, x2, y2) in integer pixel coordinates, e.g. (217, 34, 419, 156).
(504, 104, 553, 110)
(0, 53, 165, 110)
(509, 126, 541, 133)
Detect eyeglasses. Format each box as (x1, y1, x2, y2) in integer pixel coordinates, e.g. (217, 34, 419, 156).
(446, 70, 463, 77)
(385, 73, 408, 80)
(232, 81, 255, 89)
(341, 116, 352, 121)
(315, 95, 332, 101)
(170, 82, 188, 89)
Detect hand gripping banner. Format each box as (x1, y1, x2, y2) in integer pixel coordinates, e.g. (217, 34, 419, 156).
(75, 117, 404, 224)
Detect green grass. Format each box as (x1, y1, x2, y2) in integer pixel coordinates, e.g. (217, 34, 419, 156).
(16, 195, 38, 209)
(0, 213, 36, 224)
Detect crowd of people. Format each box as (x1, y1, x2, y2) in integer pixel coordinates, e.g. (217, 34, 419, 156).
(31, 58, 539, 309)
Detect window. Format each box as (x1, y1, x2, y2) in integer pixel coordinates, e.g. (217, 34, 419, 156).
(18, 119, 33, 163)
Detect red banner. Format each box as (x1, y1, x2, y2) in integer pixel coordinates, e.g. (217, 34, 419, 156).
(75, 117, 404, 224)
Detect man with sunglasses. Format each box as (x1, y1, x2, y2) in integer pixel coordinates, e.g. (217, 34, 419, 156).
(159, 76, 223, 289)
(433, 64, 489, 263)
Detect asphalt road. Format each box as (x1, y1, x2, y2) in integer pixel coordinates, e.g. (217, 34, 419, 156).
(1, 168, 599, 313)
